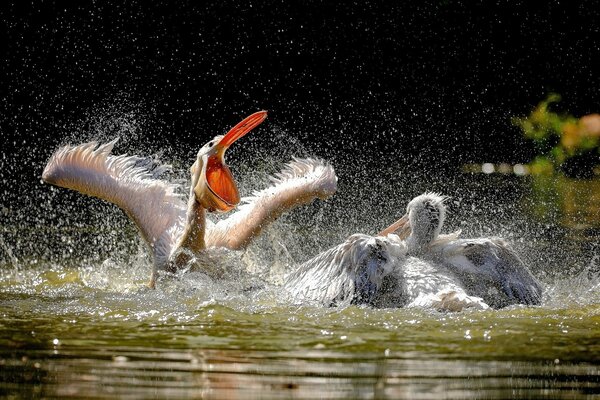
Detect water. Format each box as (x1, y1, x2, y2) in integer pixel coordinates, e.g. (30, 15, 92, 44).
(1, 152, 600, 398)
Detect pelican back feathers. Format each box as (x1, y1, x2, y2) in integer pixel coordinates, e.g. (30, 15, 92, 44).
(284, 234, 406, 307)
(434, 237, 543, 307)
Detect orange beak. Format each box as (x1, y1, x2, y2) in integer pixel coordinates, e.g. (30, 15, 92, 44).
(377, 214, 410, 239)
(198, 110, 268, 212)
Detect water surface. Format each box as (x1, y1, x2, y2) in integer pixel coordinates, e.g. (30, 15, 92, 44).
(1, 166, 599, 399)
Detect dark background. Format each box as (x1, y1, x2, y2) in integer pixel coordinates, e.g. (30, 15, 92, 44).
(1, 0, 599, 217)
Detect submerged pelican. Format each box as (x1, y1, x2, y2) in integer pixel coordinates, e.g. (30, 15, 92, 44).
(285, 193, 541, 311)
(42, 111, 338, 288)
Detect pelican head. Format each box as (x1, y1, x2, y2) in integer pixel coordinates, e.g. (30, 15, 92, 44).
(191, 111, 267, 212)
(378, 193, 448, 255)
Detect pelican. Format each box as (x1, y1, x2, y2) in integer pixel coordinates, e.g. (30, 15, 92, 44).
(42, 111, 338, 288)
(378, 193, 543, 308)
(283, 233, 488, 311)
(284, 193, 541, 311)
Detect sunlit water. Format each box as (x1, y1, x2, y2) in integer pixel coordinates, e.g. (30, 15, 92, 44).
(1, 140, 599, 398)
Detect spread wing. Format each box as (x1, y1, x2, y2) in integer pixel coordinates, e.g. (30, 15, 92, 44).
(205, 158, 338, 250)
(439, 238, 543, 307)
(42, 139, 186, 264)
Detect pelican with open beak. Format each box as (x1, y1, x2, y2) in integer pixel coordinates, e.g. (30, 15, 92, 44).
(42, 110, 338, 288)
(192, 111, 267, 213)
(168, 111, 267, 277)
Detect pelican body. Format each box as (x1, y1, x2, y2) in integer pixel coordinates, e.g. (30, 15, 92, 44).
(284, 233, 488, 311)
(283, 234, 406, 307)
(285, 193, 542, 311)
(380, 193, 543, 309)
(42, 111, 338, 288)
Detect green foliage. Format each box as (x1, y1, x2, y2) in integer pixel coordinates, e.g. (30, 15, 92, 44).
(513, 94, 600, 176)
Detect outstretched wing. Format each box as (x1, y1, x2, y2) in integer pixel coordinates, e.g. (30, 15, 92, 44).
(440, 238, 543, 307)
(42, 139, 186, 262)
(205, 158, 337, 250)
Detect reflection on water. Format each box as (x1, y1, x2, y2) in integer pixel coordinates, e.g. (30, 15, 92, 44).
(1, 168, 600, 398)
(2, 347, 599, 399)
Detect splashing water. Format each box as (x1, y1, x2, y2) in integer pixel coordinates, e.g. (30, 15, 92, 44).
(1, 110, 599, 399)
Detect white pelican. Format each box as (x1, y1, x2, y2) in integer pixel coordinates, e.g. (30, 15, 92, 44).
(378, 193, 543, 308)
(283, 233, 488, 311)
(284, 193, 541, 311)
(42, 111, 338, 288)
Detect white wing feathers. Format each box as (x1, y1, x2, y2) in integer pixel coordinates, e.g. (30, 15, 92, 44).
(206, 158, 338, 250)
(43, 142, 338, 276)
(284, 234, 371, 306)
(436, 238, 543, 307)
(284, 234, 404, 306)
(42, 139, 186, 258)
